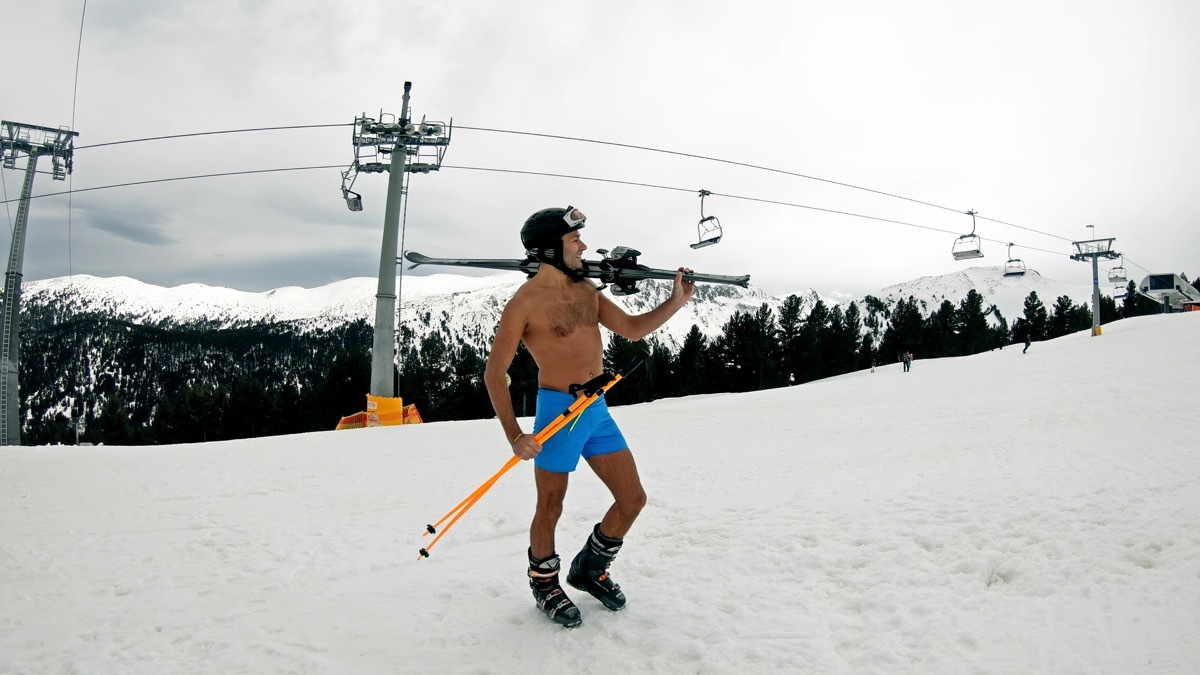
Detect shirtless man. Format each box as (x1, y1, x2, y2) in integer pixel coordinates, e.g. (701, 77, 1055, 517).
(483, 205, 695, 628)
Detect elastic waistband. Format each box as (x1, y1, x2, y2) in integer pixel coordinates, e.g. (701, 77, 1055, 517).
(538, 387, 602, 404)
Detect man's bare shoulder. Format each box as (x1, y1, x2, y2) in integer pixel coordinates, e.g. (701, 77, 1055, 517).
(503, 277, 552, 315)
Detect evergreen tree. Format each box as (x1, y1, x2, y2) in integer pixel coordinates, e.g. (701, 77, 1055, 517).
(957, 290, 991, 355)
(321, 345, 372, 426)
(858, 332, 877, 372)
(822, 305, 860, 377)
(751, 303, 784, 388)
(415, 332, 454, 421)
(95, 393, 137, 445)
(603, 334, 651, 405)
(777, 295, 804, 384)
(879, 296, 924, 365)
(226, 376, 273, 439)
(708, 304, 781, 392)
(1048, 295, 1093, 339)
(443, 344, 491, 421)
(989, 308, 1011, 351)
(1121, 281, 1164, 317)
(160, 381, 229, 444)
(842, 302, 866, 371)
(924, 300, 958, 358)
(646, 338, 679, 401)
(796, 299, 829, 383)
(1098, 295, 1120, 325)
(676, 325, 707, 396)
(1021, 291, 1050, 341)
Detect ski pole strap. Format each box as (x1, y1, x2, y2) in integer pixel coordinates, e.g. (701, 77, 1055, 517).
(569, 372, 616, 398)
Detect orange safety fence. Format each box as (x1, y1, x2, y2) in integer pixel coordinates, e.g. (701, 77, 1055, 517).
(335, 394, 423, 430)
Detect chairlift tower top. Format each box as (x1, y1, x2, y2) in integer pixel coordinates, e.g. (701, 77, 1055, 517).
(1, 121, 80, 445)
(1, 121, 78, 178)
(1069, 237, 1120, 262)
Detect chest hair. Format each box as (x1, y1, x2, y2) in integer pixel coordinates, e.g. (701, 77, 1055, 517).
(546, 288, 596, 338)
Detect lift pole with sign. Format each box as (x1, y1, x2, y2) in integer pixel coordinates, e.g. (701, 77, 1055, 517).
(1070, 235, 1120, 337)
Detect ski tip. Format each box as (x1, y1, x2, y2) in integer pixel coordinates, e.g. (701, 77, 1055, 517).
(425, 524, 436, 535)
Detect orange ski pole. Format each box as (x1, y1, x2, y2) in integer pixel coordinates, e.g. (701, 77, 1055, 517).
(420, 388, 601, 538)
(418, 353, 645, 559)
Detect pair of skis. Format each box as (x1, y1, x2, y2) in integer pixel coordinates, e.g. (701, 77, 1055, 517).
(403, 246, 749, 296)
(419, 353, 647, 559)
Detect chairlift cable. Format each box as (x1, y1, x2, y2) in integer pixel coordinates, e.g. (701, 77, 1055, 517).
(0, 164, 346, 203)
(68, 0, 87, 280)
(455, 125, 963, 214)
(2, 161, 1073, 260)
(455, 124, 1080, 245)
(68, 120, 1089, 247)
(74, 123, 353, 150)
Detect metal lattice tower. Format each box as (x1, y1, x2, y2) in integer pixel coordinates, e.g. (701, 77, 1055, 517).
(1, 121, 79, 445)
(340, 82, 452, 396)
(1070, 236, 1120, 337)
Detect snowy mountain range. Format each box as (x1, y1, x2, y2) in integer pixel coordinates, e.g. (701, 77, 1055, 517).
(22, 266, 1102, 348)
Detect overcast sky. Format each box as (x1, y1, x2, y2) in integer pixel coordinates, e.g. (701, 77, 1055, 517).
(3, 0, 1197, 299)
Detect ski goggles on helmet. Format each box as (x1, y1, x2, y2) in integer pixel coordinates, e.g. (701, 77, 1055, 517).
(563, 206, 587, 229)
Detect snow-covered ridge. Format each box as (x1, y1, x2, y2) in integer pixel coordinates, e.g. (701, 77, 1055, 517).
(23, 273, 516, 327)
(22, 266, 1101, 350)
(876, 267, 1096, 320)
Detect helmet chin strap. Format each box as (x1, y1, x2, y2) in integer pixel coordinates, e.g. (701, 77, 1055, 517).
(533, 244, 588, 282)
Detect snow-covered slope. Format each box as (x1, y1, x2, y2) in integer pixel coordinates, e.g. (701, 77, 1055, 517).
(2, 312, 1196, 673)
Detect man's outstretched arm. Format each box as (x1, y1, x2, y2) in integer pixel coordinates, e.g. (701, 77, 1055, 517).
(599, 268, 695, 341)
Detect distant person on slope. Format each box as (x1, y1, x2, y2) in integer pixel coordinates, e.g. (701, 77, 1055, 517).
(484, 206, 696, 629)
(1024, 334, 1032, 354)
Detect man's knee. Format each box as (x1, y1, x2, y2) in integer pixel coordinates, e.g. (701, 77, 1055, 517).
(618, 485, 647, 518)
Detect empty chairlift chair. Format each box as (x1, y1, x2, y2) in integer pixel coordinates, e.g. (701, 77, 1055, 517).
(1108, 257, 1127, 284)
(952, 209, 984, 260)
(691, 189, 723, 249)
(1004, 243, 1026, 276)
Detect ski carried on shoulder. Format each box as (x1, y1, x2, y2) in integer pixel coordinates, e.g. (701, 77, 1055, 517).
(403, 247, 750, 296)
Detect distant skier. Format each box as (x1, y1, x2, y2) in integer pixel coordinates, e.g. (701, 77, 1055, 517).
(902, 351, 913, 373)
(484, 205, 696, 628)
(1023, 334, 1031, 354)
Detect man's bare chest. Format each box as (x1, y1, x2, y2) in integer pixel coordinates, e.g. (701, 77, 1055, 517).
(539, 292, 598, 339)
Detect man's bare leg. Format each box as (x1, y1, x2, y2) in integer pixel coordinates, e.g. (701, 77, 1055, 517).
(527, 468, 582, 628)
(564, 449, 643, 611)
(530, 467, 569, 559)
(585, 449, 647, 538)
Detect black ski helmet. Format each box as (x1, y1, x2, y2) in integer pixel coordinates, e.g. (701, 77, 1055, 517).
(521, 206, 586, 259)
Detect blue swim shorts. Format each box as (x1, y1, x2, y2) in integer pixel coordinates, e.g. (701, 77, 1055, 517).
(532, 388, 628, 473)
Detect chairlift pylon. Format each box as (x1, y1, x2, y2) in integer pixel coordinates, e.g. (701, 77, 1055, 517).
(1003, 242, 1026, 276)
(952, 209, 984, 260)
(691, 189, 723, 249)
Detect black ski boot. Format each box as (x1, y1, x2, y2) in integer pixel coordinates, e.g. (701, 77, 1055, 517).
(528, 549, 583, 628)
(567, 523, 627, 611)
